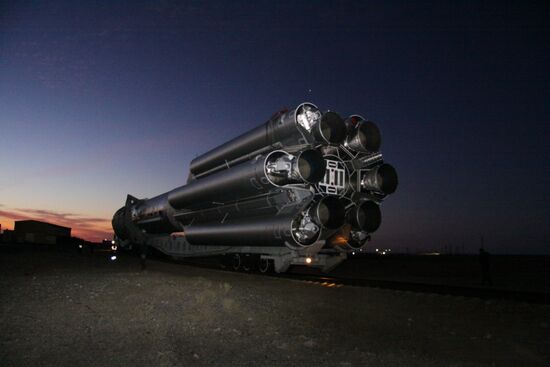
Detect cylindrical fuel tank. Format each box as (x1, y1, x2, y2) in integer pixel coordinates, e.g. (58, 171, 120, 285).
(189, 103, 346, 176)
(183, 196, 347, 248)
(173, 189, 312, 225)
(184, 215, 298, 247)
(168, 149, 325, 210)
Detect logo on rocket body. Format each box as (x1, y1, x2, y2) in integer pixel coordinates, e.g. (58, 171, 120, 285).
(316, 156, 349, 197)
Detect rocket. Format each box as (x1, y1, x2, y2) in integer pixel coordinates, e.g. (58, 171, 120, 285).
(112, 103, 397, 272)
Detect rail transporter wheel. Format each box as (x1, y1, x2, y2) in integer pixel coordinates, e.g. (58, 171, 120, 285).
(243, 254, 260, 272)
(231, 254, 241, 271)
(258, 257, 271, 273)
(242, 254, 252, 271)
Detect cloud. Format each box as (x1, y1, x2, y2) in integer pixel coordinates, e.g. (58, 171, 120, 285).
(0, 209, 32, 221)
(0, 207, 112, 242)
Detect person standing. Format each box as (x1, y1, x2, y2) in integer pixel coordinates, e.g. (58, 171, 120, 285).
(479, 248, 493, 286)
(140, 241, 149, 271)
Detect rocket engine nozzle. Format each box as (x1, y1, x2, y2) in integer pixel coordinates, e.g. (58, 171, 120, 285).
(293, 196, 347, 246)
(344, 115, 381, 153)
(266, 149, 326, 185)
(360, 163, 398, 195)
(312, 111, 347, 144)
(310, 196, 346, 229)
(348, 200, 382, 233)
(294, 149, 327, 183)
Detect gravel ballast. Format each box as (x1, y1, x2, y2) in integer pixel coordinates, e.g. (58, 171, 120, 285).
(1, 247, 549, 366)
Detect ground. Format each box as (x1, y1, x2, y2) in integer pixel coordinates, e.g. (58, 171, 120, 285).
(1, 246, 549, 366)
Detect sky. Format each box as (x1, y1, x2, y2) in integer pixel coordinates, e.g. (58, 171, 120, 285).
(0, 1, 548, 253)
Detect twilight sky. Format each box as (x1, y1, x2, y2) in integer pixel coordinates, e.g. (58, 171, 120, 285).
(0, 1, 548, 253)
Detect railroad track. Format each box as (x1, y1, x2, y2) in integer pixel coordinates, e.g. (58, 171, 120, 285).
(172, 256, 550, 305)
(276, 273, 550, 304)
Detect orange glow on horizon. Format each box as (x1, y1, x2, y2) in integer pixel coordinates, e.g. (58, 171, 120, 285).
(0, 208, 112, 242)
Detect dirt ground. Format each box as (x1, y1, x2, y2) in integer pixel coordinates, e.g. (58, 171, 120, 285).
(1, 246, 549, 367)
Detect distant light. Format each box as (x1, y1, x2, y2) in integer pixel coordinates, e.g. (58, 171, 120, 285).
(382, 251, 386, 255)
(111, 240, 115, 245)
(78, 244, 83, 249)
(375, 248, 379, 252)
(110, 255, 117, 261)
(305, 257, 312, 264)
(352, 251, 356, 255)
(111, 245, 117, 251)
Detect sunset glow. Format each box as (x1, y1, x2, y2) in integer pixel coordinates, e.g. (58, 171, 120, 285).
(1, 1, 548, 252)
(0, 207, 112, 242)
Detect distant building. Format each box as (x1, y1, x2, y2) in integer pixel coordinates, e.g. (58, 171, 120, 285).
(14, 220, 71, 245)
(1, 229, 15, 243)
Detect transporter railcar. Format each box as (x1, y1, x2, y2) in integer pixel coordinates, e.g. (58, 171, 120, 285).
(112, 102, 398, 273)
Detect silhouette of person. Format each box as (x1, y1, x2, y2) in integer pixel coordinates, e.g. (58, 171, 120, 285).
(140, 242, 149, 271)
(479, 248, 492, 286)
